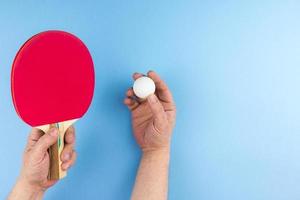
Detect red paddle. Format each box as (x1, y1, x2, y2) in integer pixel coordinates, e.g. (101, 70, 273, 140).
(11, 30, 95, 180)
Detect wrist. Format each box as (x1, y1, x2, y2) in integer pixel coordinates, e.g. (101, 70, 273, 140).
(8, 177, 45, 200)
(16, 176, 45, 197)
(142, 146, 170, 159)
(142, 144, 170, 154)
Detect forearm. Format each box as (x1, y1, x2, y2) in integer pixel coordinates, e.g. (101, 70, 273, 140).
(7, 178, 44, 200)
(131, 148, 170, 200)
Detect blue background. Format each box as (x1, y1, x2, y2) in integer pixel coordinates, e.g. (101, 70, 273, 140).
(1, 1, 300, 199)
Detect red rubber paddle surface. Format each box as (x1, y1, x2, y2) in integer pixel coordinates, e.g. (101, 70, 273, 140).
(11, 31, 94, 127)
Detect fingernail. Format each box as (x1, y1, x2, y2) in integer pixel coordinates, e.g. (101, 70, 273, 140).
(50, 128, 58, 137)
(64, 153, 71, 161)
(148, 94, 157, 103)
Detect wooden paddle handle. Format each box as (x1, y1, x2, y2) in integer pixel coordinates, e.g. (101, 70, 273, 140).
(36, 119, 77, 180)
(48, 123, 67, 180)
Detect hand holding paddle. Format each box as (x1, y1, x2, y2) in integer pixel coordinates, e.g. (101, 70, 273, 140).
(7, 127, 76, 199)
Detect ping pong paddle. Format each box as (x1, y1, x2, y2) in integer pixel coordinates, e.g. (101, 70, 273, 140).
(11, 30, 95, 180)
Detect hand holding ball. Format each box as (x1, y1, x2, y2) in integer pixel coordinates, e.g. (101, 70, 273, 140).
(133, 76, 156, 99)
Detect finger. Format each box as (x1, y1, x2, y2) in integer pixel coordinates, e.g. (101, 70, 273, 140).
(126, 88, 144, 103)
(124, 97, 139, 111)
(147, 94, 167, 132)
(31, 128, 58, 159)
(43, 180, 58, 188)
(126, 88, 135, 97)
(26, 128, 43, 149)
(64, 126, 75, 145)
(61, 126, 75, 162)
(147, 71, 174, 104)
(132, 72, 144, 80)
(61, 151, 77, 171)
(60, 143, 74, 162)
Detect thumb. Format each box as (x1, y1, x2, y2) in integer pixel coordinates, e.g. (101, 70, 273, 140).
(32, 128, 58, 159)
(147, 94, 167, 131)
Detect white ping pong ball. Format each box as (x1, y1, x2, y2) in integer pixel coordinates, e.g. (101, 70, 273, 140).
(133, 76, 156, 99)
